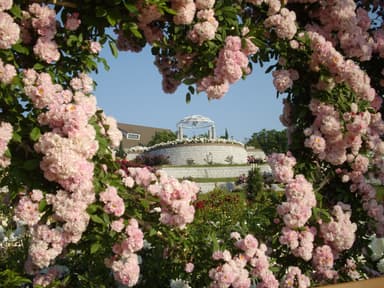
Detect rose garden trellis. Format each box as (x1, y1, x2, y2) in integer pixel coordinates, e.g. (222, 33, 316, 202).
(0, 0, 384, 287)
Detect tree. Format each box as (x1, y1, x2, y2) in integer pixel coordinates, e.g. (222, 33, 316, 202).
(219, 128, 229, 139)
(116, 141, 127, 158)
(224, 128, 229, 139)
(147, 130, 177, 146)
(247, 129, 288, 155)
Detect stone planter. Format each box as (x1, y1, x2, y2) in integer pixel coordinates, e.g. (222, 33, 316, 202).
(144, 142, 248, 166)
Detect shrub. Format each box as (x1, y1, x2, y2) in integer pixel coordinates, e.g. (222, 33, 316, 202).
(133, 154, 170, 166)
(246, 168, 264, 201)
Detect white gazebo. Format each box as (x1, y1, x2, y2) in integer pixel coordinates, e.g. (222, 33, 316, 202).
(177, 115, 216, 140)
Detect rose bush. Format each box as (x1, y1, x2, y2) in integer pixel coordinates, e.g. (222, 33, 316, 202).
(0, 0, 384, 287)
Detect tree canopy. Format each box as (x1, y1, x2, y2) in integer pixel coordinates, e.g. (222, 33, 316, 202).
(247, 129, 288, 155)
(147, 130, 177, 146)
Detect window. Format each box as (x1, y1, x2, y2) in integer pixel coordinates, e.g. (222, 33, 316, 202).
(126, 133, 141, 140)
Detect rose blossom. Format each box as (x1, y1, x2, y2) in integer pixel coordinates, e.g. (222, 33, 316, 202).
(111, 218, 125, 232)
(0, 0, 12, 11)
(185, 262, 194, 273)
(33, 37, 60, 63)
(0, 59, 16, 84)
(65, 12, 81, 31)
(0, 11, 20, 49)
(89, 41, 101, 54)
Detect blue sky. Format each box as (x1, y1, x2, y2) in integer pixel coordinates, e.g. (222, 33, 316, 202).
(91, 46, 284, 143)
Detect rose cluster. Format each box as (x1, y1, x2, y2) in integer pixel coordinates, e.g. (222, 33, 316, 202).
(209, 233, 279, 288)
(148, 170, 200, 229)
(106, 218, 144, 287)
(197, 35, 256, 99)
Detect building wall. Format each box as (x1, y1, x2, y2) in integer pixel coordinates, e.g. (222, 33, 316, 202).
(118, 123, 173, 148)
(246, 148, 267, 160)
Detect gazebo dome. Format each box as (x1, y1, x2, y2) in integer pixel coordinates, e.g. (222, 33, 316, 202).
(177, 115, 216, 139)
(177, 115, 214, 128)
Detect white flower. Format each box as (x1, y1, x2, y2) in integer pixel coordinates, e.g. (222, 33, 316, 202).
(377, 258, 384, 273)
(1, 217, 7, 226)
(150, 206, 161, 213)
(369, 236, 384, 261)
(170, 279, 191, 288)
(143, 239, 153, 250)
(0, 225, 5, 241)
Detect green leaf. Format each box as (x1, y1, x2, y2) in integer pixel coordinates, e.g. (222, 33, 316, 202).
(95, 6, 107, 17)
(12, 132, 21, 143)
(87, 203, 99, 214)
(9, 4, 22, 18)
(140, 199, 150, 210)
(151, 46, 160, 56)
(124, 2, 138, 14)
(161, 6, 177, 15)
(149, 228, 157, 237)
(215, 34, 223, 42)
(91, 214, 105, 225)
(23, 159, 40, 171)
(29, 127, 41, 141)
(4, 149, 11, 158)
(186, 92, 191, 104)
(107, 15, 116, 26)
(106, 11, 119, 26)
(33, 63, 45, 71)
(12, 43, 29, 55)
(102, 212, 110, 225)
(0, 269, 31, 287)
(98, 57, 110, 71)
(90, 242, 102, 254)
(208, 232, 219, 251)
(39, 199, 47, 212)
(188, 86, 195, 94)
(265, 64, 276, 74)
(67, 35, 79, 47)
(128, 23, 143, 39)
(183, 78, 196, 85)
(108, 41, 118, 58)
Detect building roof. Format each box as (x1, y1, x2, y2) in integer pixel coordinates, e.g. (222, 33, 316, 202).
(118, 123, 172, 149)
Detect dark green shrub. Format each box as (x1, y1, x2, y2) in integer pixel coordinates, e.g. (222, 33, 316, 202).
(246, 167, 264, 201)
(133, 154, 170, 166)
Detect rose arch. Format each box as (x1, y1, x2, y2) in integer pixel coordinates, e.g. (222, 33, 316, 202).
(1, 0, 384, 287)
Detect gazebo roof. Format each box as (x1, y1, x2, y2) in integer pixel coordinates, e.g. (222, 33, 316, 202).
(177, 115, 215, 129)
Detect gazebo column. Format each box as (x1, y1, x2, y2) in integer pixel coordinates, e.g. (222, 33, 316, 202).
(178, 126, 183, 140)
(211, 125, 216, 139)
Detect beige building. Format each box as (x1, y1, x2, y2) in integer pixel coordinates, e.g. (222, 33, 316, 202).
(117, 123, 172, 149)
